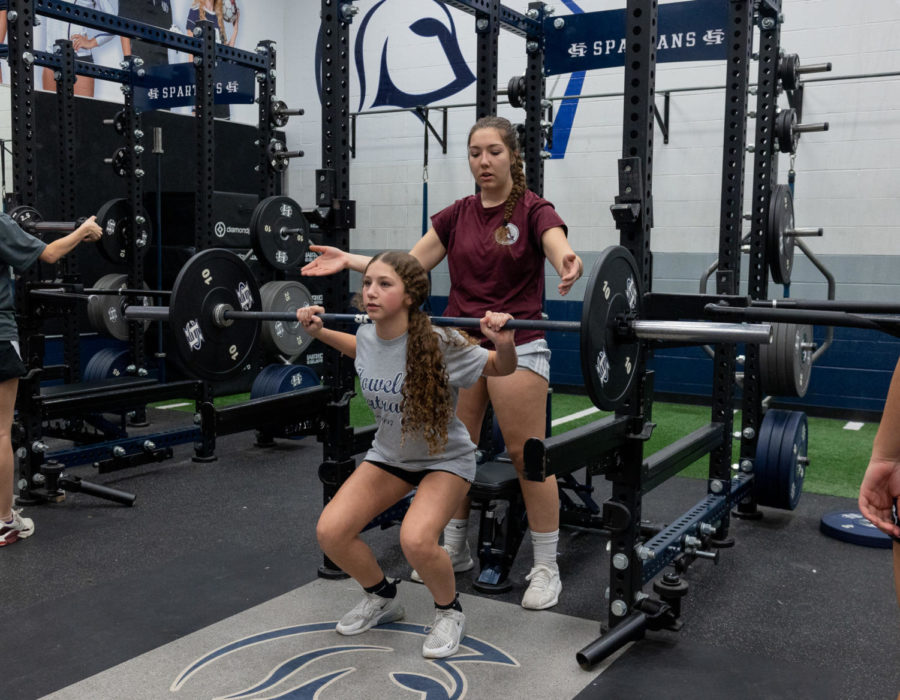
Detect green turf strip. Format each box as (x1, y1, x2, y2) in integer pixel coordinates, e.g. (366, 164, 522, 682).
(152, 384, 876, 500)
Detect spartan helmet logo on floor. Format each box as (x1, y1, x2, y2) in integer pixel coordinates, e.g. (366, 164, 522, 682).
(170, 621, 518, 699)
(316, 0, 475, 111)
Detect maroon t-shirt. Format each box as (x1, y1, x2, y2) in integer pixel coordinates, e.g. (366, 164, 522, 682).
(431, 190, 567, 348)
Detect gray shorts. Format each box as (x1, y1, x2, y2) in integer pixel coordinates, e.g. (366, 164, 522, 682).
(515, 338, 551, 382)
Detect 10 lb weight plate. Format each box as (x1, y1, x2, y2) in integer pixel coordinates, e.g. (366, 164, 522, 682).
(169, 248, 261, 381)
(767, 184, 795, 285)
(251, 196, 310, 271)
(580, 246, 642, 411)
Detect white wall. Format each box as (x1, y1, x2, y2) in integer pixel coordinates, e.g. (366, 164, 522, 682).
(277, 0, 900, 301)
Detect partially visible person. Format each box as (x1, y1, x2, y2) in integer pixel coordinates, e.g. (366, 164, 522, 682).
(297, 251, 516, 658)
(302, 116, 583, 610)
(858, 355, 900, 608)
(42, 0, 118, 97)
(186, 0, 238, 119)
(0, 213, 103, 547)
(0, 5, 7, 85)
(119, 0, 173, 69)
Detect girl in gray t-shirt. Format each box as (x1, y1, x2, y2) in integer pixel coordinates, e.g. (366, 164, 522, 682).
(297, 250, 517, 659)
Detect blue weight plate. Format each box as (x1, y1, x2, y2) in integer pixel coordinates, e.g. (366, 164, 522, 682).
(274, 364, 320, 393)
(754, 409, 787, 506)
(250, 364, 284, 399)
(778, 410, 807, 510)
(820, 510, 893, 549)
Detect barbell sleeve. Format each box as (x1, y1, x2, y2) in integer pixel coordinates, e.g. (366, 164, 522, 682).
(631, 320, 772, 345)
(794, 122, 829, 134)
(797, 61, 831, 75)
(124, 305, 170, 321)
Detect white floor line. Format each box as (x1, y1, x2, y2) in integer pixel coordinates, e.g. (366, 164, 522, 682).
(156, 402, 191, 410)
(843, 421, 865, 431)
(551, 406, 600, 428)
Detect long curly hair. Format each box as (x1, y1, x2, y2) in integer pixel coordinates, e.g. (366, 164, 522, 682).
(468, 116, 527, 245)
(359, 251, 469, 455)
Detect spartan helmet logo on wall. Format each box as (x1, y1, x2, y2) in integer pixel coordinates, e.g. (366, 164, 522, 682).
(316, 0, 476, 111)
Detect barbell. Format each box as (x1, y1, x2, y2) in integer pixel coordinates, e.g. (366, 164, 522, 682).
(115, 247, 774, 410)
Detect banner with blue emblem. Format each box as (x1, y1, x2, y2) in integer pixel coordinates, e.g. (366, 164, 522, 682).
(544, 0, 729, 76)
(133, 61, 256, 112)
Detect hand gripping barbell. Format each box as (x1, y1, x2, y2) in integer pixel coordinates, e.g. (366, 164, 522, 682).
(118, 247, 773, 410)
(7, 199, 150, 265)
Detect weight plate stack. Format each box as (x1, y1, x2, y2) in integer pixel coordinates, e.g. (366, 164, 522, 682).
(87, 274, 152, 341)
(753, 409, 808, 510)
(83, 348, 132, 382)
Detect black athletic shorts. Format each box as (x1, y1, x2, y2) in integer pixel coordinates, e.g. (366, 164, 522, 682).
(368, 460, 468, 486)
(0, 341, 26, 383)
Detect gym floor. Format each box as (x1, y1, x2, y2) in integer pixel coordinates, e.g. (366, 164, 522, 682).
(1, 406, 898, 700)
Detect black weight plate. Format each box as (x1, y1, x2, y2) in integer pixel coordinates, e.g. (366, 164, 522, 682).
(580, 246, 642, 412)
(250, 364, 284, 398)
(820, 510, 893, 549)
(169, 249, 261, 381)
(96, 198, 131, 265)
(271, 99, 289, 128)
(779, 53, 800, 91)
(251, 196, 310, 271)
(759, 322, 784, 396)
(8, 205, 43, 238)
(767, 184, 794, 285)
(259, 280, 314, 359)
(775, 109, 798, 153)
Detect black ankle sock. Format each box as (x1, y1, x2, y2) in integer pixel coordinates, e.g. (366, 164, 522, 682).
(435, 595, 462, 612)
(364, 577, 397, 599)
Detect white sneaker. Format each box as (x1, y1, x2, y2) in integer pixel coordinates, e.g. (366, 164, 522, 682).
(422, 608, 466, 658)
(0, 509, 35, 547)
(521, 563, 562, 610)
(335, 592, 404, 635)
(410, 542, 474, 583)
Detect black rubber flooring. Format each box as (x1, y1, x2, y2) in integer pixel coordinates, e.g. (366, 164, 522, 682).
(1, 407, 898, 700)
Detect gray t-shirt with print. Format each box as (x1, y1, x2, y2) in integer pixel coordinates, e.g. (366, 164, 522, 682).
(355, 324, 489, 481)
(0, 214, 47, 341)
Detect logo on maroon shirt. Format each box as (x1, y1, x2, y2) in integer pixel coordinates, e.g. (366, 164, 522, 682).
(500, 223, 520, 245)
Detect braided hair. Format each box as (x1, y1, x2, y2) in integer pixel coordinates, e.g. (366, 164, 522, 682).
(358, 251, 470, 455)
(468, 116, 527, 246)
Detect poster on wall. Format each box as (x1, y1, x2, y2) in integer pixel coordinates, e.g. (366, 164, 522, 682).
(0, 0, 267, 122)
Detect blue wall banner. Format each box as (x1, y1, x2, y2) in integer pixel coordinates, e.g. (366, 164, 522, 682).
(544, 0, 729, 76)
(134, 62, 256, 112)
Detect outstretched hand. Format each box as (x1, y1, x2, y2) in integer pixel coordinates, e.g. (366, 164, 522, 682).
(858, 458, 900, 538)
(300, 245, 348, 276)
(558, 252, 584, 296)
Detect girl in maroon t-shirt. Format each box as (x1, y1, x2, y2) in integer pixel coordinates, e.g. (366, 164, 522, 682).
(302, 116, 583, 610)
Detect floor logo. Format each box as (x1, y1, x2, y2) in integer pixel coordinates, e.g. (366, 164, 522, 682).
(171, 621, 518, 699)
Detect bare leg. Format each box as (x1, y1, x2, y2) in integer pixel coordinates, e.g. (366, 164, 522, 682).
(488, 369, 556, 532)
(0, 378, 18, 519)
(316, 462, 414, 587)
(448, 378, 490, 520)
(400, 471, 471, 604)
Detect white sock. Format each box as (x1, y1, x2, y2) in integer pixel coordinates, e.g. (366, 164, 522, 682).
(443, 518, 469, 550)
(531, 529, 559, 569)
